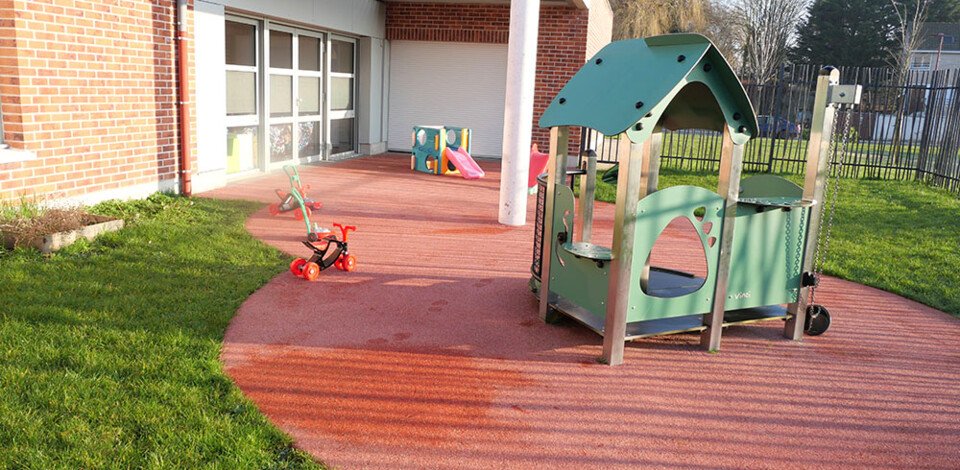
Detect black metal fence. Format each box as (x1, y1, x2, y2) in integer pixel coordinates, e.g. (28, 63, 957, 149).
(581, 65, 960, 194)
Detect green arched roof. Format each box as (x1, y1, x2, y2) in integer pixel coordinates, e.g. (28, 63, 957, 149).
(538, 34, 758, 144)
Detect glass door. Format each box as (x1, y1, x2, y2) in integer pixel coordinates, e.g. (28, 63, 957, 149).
(296, 31, 324, 163)
(329, 36, 357, 157)
(267, 26, 296, 165)
(266, 26, 326, 166)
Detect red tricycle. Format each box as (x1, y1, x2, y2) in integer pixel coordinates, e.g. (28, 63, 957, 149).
(289, 223, 357, 281)
(269, 164, 323, 220)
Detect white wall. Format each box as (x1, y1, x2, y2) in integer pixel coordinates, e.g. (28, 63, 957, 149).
(585, 0, 613, 60)
(211, 0, 386, 39)
(358, 37, 387, 154)
(387, 41, 508, 157)
(195, 1, 227, 180)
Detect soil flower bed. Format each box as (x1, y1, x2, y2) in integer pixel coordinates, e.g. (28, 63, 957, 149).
(0, 207, 123, 253)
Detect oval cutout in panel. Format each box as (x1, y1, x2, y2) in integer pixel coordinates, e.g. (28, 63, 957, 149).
(694, 206, 706, 221)
(641, 216, 708, 298)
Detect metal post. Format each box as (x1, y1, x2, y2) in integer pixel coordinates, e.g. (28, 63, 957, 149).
(538, 126, 570, 322)
(785, 68, 840, 340)
(602, 133, 644, 366)
(498, 0, 541, 226)
(700, 126, 743, 352)
(638, 130, 662, 292)
(576, 150, 597, 243)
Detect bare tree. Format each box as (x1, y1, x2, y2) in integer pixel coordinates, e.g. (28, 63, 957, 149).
(732, 0, 808, 83)
(888, 0, 930, 83)
(704, 1, 743, 70)
(611, 0, 710, 40)
(887, 0, 930, 159)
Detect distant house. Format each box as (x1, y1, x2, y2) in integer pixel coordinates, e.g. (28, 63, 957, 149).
(910, 22, 960, 71)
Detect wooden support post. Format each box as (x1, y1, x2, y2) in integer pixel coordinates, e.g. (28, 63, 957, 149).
(538, 126, 569, 322)
(638, 130, 662, 292)
(576, 151, 597, 243)
(602, 134, 645, 366)
(785, 68, 840, 340)
(700, 127, 743, 352)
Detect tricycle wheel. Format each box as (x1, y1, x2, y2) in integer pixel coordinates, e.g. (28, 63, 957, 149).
(342, 255, 357, 272)
(293, 207, 311, 220)
(290, 258, 307, 276)
(302, 262, 321, 281)
(268, 203, 281, 216)
(307, 232, 318, 242)
(804, 304, 831, 336)
(334, 259, 343, 271)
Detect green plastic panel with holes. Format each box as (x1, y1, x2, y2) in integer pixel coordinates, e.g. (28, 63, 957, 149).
(626, 185, 725, 321)
(548, 184, 611, 317)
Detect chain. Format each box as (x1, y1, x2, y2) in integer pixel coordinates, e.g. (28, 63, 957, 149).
(809, 103, 853, 305)
(788, 202, 807, 281)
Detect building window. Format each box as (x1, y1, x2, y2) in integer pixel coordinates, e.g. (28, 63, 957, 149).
(330, 37, 356, 156)
(225, 18, 261, 174)
(910, 54, 932, 71)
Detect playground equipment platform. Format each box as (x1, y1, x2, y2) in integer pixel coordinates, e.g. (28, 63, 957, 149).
(206, 154, 960, 470)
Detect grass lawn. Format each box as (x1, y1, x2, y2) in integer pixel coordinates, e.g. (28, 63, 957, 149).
(597, 132, 960, 175)
(0, 195, 319, 468)
(593, 169, 960, 317)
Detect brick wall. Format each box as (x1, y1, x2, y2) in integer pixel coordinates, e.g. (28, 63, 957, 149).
(0, 0, 195, 203)
(533, 7, 587, 151)
(386, 2, 589, 153)
(386, 3, 510, 44)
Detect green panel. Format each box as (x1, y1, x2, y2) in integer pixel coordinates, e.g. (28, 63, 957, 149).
(740, 174, 803, 199)
(627, 186, 725, 321)
(725, 204, 808, 310)
(539, 33, 758, 139)
(725, 175, 807, 310)
(547, 185, 610, 318)
(539, 37, 710, 135)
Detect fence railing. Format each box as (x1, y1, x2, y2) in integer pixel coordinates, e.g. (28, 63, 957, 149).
(581, 64, 960, 194)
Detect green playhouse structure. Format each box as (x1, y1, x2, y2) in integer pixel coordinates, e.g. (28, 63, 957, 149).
(531, 34, 862, 365)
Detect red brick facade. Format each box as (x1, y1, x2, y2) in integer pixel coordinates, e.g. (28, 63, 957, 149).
(0, 0, 195, 202)
(386, 2, 588, 151)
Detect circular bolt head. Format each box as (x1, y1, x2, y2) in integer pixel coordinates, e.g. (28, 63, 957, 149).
(703, 63, 713, 72)
(595, 58, 603, 65)
(558, 97, 566, 104)
(677, 55, 686, 62)
(733, 112, 742, 120)
(635, 101, 644, 109)
(634, 123, 643, 131)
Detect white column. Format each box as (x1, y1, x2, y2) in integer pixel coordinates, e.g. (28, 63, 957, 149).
(498, 0, 540, 226)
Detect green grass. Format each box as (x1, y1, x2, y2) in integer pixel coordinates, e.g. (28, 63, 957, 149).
(0, 194, 319, 468)
(592, 168, 960, 317)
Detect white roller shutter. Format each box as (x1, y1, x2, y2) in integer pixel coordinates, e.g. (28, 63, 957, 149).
(387, 41, 507, 157)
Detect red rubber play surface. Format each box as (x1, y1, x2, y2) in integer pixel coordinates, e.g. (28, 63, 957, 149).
(206, 154, 960, 469)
